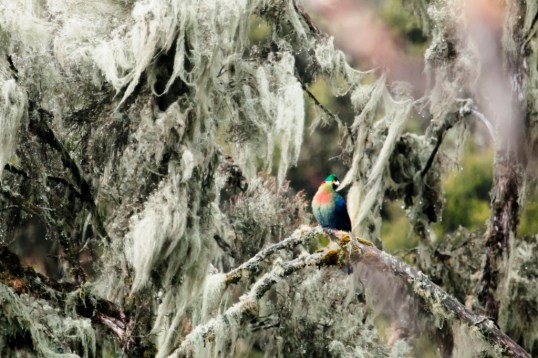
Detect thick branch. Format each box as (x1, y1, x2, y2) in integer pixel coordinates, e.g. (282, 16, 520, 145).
(176, 228, 530, 357)
(351, 238, 530, 358)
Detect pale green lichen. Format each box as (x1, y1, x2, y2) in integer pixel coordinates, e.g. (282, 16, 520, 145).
(0, 284, 96, 357)
(0, 68, 26, 180)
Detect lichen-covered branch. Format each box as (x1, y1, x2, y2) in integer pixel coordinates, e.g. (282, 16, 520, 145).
(174, 228, 530, 357)
(421, 102, 473, 178)
(224, 225, 322, 285)
(353, 240, 531, 358)
(171, 250, 327, 358)
(0, 245, 129, 347)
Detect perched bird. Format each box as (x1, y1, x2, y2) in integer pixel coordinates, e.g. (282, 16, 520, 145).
(312, 174, 352, 231)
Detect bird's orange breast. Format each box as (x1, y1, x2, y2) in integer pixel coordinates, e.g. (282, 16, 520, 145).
(313, 190, 331, 204)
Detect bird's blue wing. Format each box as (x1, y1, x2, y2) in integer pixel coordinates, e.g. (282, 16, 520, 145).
(334, 193, 352, 231)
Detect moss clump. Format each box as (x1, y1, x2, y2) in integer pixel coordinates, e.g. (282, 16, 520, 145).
(321, 249, 340, 266)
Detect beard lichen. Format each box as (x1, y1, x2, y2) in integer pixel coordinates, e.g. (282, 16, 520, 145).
(0, 0, 537, 356)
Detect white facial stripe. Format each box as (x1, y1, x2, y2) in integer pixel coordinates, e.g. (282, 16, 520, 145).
(334, 180, 340, 186)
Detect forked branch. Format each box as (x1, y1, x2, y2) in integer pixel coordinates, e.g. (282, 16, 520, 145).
(174, 228, 530, 357)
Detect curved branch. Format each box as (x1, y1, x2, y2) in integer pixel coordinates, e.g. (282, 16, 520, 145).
(345, 234, 531, 358)
(171, 250, 327, 358)
(224, 225, 321, 285)
(177, 228, 530, 357)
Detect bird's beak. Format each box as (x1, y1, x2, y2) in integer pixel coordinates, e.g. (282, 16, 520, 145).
(334, 180, 340, 187)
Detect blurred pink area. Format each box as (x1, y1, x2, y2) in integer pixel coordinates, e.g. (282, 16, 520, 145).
(465, 0, 524, 153)
(302, 0, 426, 92)
(303, 0, 522, 149)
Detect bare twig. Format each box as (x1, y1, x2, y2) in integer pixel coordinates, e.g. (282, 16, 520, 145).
(298, 76, 343, 126)
(296, 75, 355, 144)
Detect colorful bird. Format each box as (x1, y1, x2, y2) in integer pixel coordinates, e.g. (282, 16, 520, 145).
(312, 174, 352, 231)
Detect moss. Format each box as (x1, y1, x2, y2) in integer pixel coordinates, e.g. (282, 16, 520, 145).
(355, 236, 375, 247)
(337, 232, 351, 246)
(308, 231, 331, 252)
(321, 249, 340, 266)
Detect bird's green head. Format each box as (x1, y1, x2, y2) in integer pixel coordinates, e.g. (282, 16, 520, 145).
(322, 174, 340, 190)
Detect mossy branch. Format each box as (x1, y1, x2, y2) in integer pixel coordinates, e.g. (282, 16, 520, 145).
(335, 232, 532, 358)
(224, 225, 322, 285)
(172, 250, 327, 357)
(176, 228, 530, 357)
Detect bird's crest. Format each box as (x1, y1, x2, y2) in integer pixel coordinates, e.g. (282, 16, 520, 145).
(323, 174, 340, 187)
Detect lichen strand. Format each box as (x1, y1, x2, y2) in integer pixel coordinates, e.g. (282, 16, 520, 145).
(498, 236, 538, 355)
(0, 283, 96, 358)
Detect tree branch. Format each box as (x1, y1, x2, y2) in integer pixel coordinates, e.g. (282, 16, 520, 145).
(224, 225, 321, 285)
(175, 228, 531, 357)
(350, 238, 530, 358)
(172, 250, 328, 357)
(421, 103, 470, 178)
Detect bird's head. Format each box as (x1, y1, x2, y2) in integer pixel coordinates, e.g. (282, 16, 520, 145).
(321, 174, 340, 191)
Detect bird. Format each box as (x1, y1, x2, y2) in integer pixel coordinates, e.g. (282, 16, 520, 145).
(312, 174, 352, 231)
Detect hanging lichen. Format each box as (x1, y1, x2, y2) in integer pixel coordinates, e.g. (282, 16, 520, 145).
(0, 0, 537, 356)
